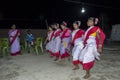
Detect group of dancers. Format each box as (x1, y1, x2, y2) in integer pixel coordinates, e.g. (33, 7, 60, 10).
(8, 17, 105, 79)
(45, 17, 106, 79)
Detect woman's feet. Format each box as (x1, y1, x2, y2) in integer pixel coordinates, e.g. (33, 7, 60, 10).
(83, 70, 91, 79)
(54, 58, 59, 61)
(72, 65, 79, 70)
(59, 58, 65, 62)
(68, 57, 71, 61)
(83, 73, 91, 79)
(50, 55, 53, 58)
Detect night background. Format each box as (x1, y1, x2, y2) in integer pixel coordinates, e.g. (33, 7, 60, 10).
(0, 0, 120, 30)
(1, 1, 120, 80)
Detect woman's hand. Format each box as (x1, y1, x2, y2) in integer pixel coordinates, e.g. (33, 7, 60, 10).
(97, 44, 102, 53)
(98, 48, 102, 53)
(62, 42, 68, 48)
(44, 37, 48, 45)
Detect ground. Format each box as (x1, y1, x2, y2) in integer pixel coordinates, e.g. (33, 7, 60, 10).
(0, 45, 120, 80)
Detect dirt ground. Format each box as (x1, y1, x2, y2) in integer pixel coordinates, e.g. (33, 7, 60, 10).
(0, 45, 120, 80)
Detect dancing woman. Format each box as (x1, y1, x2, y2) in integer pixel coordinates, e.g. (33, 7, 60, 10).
(60, 21, 71, 62)
(45, 26, 54, 57)
(79, 17, 105, 79)
(71, 21, 84, 70)
(51, 23, 62, 61)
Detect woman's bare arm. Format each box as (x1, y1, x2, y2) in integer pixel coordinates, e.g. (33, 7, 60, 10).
(96, 29, 102, 53)
(44, 37, 48, 45)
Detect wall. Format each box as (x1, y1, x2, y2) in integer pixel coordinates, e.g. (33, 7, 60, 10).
(110, 24, 120, 41)
(0, 29, 47, 43)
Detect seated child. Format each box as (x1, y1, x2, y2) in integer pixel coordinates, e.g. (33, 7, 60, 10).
(26, 30, 35, 53)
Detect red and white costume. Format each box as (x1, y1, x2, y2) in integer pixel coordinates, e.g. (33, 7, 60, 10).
(8, 29, 21, 56)
(79, 26, 105, 70)
(60, 28, 71, 59)
(71, 29, 84, 66)
(51, 29, 62, 58)
(45, 31, 54, 55)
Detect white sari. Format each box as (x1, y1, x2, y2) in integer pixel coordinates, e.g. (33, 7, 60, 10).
(45, 31, 54, 52)
(79, 26, 100, 70)
(9, 29, 21, 56)
(60, 28, 71, 59)
(51, 29, 61, 58)
(72, 29, 84, 65)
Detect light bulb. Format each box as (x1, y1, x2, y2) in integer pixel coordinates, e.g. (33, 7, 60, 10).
(81, 7, 85, 13)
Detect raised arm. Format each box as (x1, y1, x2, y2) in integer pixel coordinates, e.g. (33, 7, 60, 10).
(44, 36, 48, 45)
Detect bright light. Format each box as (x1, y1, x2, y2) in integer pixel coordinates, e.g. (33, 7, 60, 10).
(81, 7, 85, 13)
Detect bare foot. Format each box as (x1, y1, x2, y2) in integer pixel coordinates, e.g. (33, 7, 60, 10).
(83, 74, 91, 79)
(62, 58, 65, 61)
(72, 66, 79, 70)
(54, 58, 59, 61)
(59, 59, 65, 63)
(68, 57, 70, 61)
(50, 55, 53, 58)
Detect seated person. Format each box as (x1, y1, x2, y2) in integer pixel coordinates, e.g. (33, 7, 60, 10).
(26, 30, 35, 53)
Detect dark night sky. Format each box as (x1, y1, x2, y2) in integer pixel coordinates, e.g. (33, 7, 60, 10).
(0, 0, 120, 29)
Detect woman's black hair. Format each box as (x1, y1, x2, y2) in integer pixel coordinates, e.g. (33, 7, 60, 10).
(48, 25, 54, 30)
(88, 17, 99, 26)
(52, 23, 59, 27)
(48, 25, 52, 28)
(73, 21, 81, 27)
(60, 21, 67, 27)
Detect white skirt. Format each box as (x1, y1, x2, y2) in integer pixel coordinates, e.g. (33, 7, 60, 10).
(51, 37, 61, 53)
(45, 40, 54, 51)
(60, 37, 71, 55)
(72, 38, 84, 61)
(79, 37, 100, 63)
